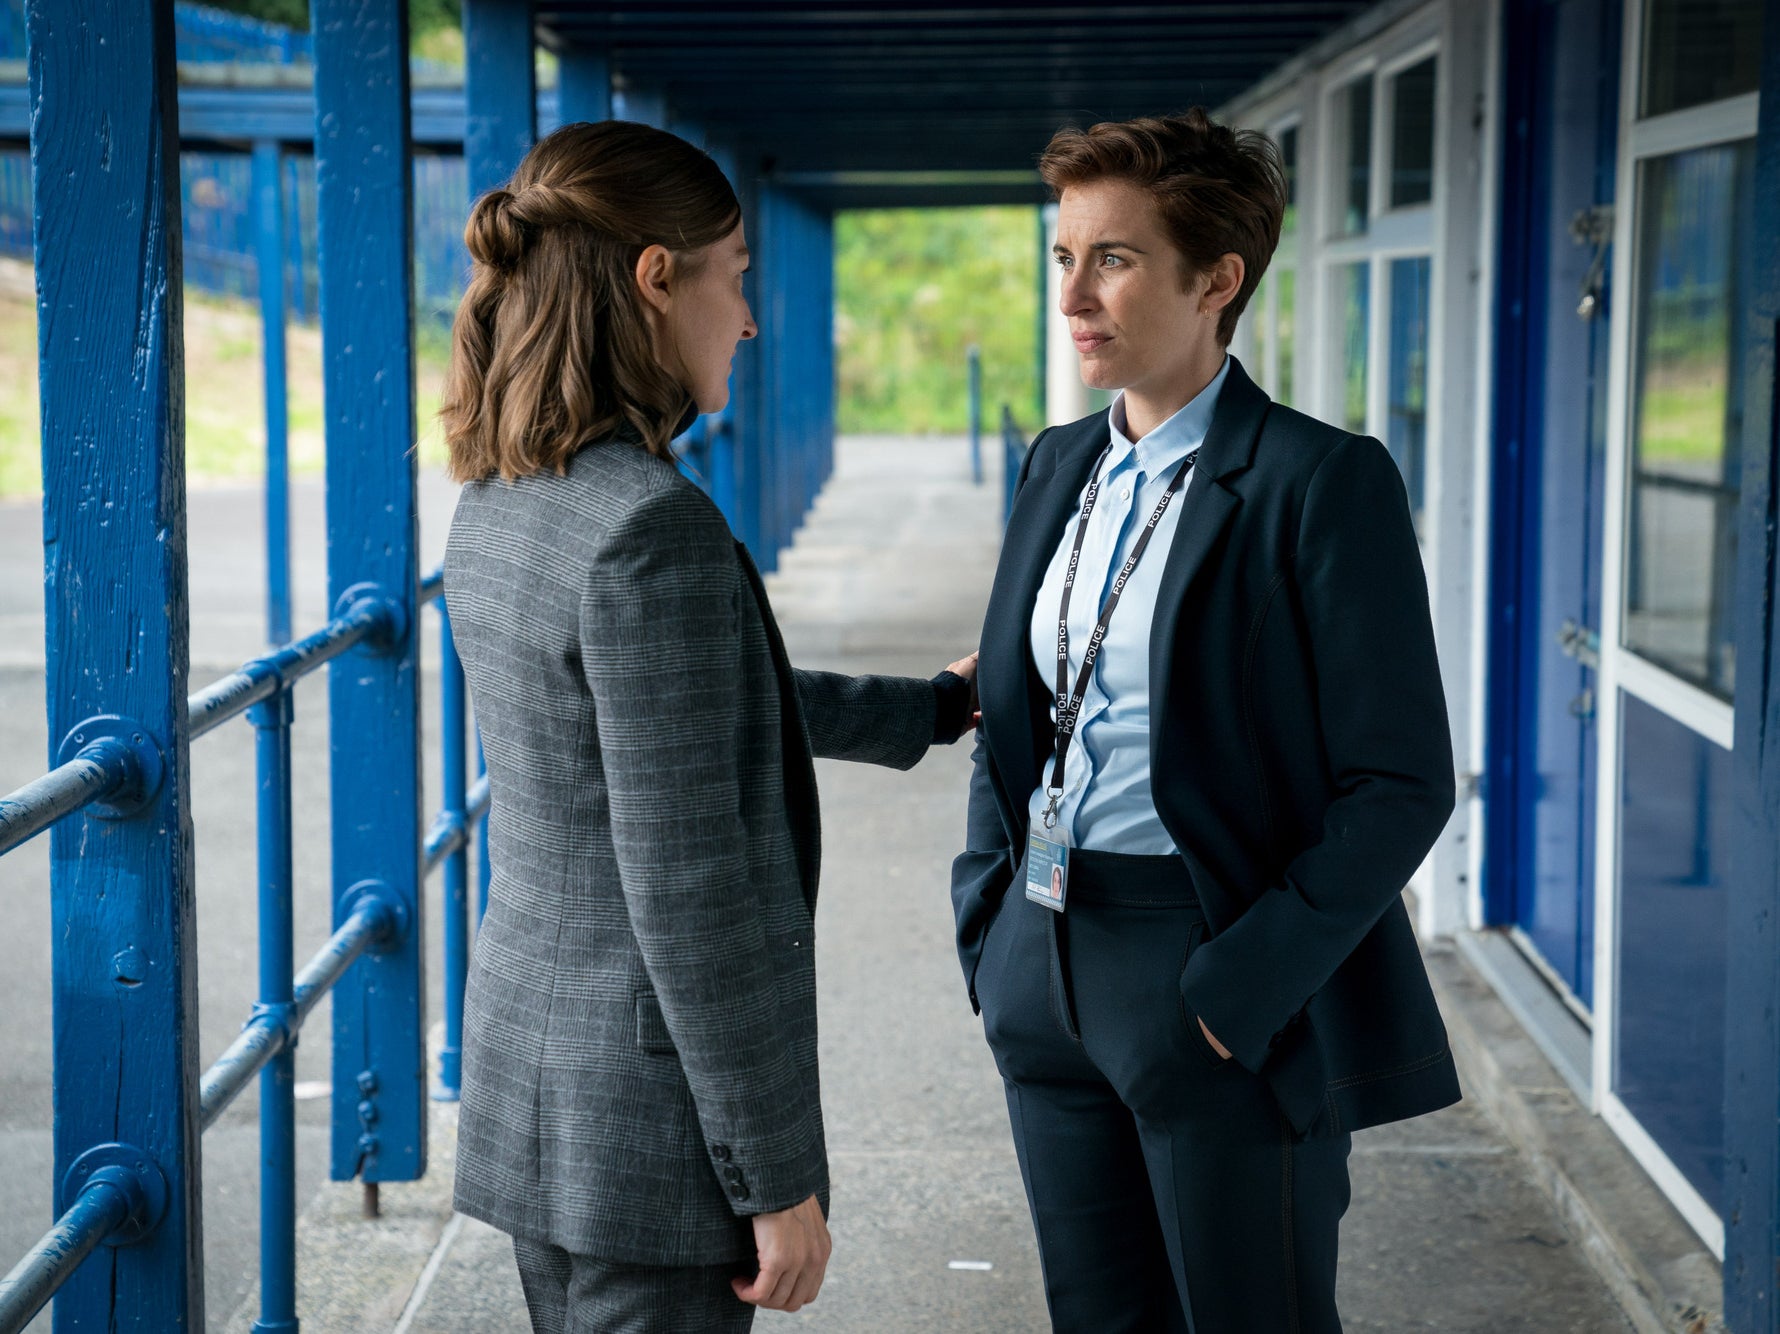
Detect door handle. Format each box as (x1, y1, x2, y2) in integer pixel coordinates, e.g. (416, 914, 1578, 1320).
(1557, 618, 1600, 670)
(1568, 205, 1614, 321)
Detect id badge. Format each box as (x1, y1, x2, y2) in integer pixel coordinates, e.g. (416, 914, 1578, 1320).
(1025, 834, 1070, 912)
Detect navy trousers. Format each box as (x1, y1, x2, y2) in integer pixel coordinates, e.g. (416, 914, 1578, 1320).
(976, 849, 1352, 1334)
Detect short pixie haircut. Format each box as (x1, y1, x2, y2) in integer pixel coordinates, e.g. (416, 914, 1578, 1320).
(1039, 108, 1287, 347)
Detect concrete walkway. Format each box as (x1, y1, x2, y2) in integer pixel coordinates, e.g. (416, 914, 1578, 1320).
(0, 437, 1643, 1331)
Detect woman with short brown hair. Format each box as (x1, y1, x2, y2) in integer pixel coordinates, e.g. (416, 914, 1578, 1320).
(442, 120, 975, 1333)
(954, 107, 1458, 1332)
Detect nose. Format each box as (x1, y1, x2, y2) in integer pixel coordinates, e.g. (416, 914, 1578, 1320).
(1059, 266, 1094, 319)
(740, 305, 758, 341)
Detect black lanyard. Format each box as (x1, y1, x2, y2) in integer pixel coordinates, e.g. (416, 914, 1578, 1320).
(1042, 444, 1200, 831)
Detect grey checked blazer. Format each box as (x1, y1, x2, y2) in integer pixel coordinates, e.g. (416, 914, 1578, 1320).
(444, 434, 939, 1266)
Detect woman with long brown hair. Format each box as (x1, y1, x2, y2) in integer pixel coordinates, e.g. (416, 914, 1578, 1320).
(440, 120, 975, 1333)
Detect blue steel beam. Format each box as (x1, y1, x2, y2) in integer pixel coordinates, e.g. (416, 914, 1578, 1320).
(27, 0, 204, 1326)
(312, 0, 428, 1186)
(464, 0, 536, 198)
(435, 607, 470, 1099)
(1723, 0, 1780, 1326)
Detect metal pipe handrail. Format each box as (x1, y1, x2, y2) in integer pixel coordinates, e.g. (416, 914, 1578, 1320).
(0, 739, 136, 857)
(189, 597, 391, 740)
(198, 899, 393, 1131)
(0, 1179, 133, 1334)
(422, 775, 490, 876)
(0, 598, 396, 858)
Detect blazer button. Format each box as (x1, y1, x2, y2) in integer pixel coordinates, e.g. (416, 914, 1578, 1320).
(729, 1181, 750, 1202)
(723, 1165, 743, 1184)
(712, 1144, 732, 1162)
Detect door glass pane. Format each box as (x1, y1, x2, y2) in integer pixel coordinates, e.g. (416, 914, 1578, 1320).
(1279, 125, 1299, 239)
(1641, 0, 1763, 118)
(1334, 76, 1373, 235)
(1624, 140, 1754, 699)
(1277, 267, 1296, 407)
(1387, 256, 1431, 530)
(1390, 56, 1437, 208)
(1615, 694, 1728, 1205)
(1338, 261, 1370, 433)
(1252, 276, 1270, 393)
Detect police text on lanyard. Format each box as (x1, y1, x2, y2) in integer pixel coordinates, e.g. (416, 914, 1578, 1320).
(1040, 444, 1200, 833)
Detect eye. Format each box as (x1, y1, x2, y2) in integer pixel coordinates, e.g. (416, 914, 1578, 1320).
(1100, 253, 1125, 268)
(1054, 253, 1073, 270)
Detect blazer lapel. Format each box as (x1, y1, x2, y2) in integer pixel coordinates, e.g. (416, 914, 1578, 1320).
(1148, 357, 1271, 720)
(980, 417, 1111, 805)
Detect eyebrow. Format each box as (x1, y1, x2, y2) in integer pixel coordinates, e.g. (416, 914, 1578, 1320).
(1053, 240, 1147, 255)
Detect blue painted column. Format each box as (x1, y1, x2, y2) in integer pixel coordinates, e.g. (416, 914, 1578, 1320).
(27, 0, 202, 1325)
(557, 44, 610, 125)
(464, 0, 536, 198)
(617, 85, 667, 128)
(311, 0, 427, 1187)
(253, 139, 292, 648)
(1723, 2, 1780, 1326)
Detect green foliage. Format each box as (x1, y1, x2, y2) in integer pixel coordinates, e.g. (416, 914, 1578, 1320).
(833, 207, 1041, 434)
(195, 0, 463, 51)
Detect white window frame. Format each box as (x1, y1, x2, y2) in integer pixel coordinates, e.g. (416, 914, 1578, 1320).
(1588, 0, 1761, 1261)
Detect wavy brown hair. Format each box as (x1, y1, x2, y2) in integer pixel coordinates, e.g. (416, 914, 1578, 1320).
(1039, 108, 1286, 347)
(440, 121, 742, 481)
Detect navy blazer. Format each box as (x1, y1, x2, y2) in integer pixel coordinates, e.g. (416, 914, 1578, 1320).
(953, 358, 1462, 1137)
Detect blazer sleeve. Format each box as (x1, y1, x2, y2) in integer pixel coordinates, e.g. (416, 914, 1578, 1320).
(949, 425, 1048, 1009)
(580, 482, 824, 1217)
(1179, 435, 1457, 1072)
(793, 668, 936, 768)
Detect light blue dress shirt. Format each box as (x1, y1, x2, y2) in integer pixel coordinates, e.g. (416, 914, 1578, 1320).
(1026, 357, 1231, 852)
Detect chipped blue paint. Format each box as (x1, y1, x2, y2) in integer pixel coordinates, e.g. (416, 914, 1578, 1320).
(27, 0, 203, 1326)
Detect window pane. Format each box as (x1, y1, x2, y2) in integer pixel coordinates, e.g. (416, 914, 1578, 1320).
(1390, 56, 1437, 208)
(1251, 276, 1270, 393)
(1338, 261, 1370, 433)
(1641, 0, 1763, 118)
(1387, 256, 1431, 528)
(1624, 140, 1755, 699)
(1277, 267, 1296, 407)
(1615, 694, 1729, 1204)
(1336, 76, 1373, 235)
(1279, 125, 1299, 239)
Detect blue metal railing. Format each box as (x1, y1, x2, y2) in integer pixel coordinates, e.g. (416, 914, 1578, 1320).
(1002, 403, 1029, 523)
(0, 569, 490, 1334)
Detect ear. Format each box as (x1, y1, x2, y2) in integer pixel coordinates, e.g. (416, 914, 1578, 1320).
(633, 243, 675, 318)
(1201, 253, 1246, 316)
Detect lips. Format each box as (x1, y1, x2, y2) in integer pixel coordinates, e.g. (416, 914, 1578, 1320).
(1073, 332, 1111, 352)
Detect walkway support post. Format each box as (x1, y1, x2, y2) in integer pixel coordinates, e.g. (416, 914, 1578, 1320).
(27, 0, 204, 1324)
(253, 137, 292, 647)
(1724, 3, 1780, 1327)
(312, 0, 427, 1187)
(464, 0, 536, 199)
(967, 343, 983, 485)
(558, 45, 611, 125)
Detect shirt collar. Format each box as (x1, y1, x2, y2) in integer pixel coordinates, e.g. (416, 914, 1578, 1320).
(1105, 354, 1232, 478)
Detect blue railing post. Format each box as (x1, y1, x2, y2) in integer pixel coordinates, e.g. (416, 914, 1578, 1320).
(475, 729, 492, 927)
(253, 137, 292, 648)
(312, 0, 427, 1190)
(968, 343, 984, 485)
(248, 686, 298, 1334)
(435, 609, 469, 1101)
(27, 0, 203, 1324)
(558, 44, 612, 125)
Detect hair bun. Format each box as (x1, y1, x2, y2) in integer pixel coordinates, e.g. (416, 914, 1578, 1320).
(465, 188, 528, 269)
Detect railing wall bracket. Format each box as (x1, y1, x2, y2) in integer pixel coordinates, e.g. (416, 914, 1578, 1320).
(330, 582, 409, 657)
(58, 1145, 170, 1247)
(53, 716, 165, 820)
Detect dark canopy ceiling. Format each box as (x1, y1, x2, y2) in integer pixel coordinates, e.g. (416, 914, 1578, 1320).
(533, 1, 1371, 200)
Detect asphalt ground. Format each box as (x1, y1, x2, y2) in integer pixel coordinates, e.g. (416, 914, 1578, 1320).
(0, 439, 1640, 1330)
